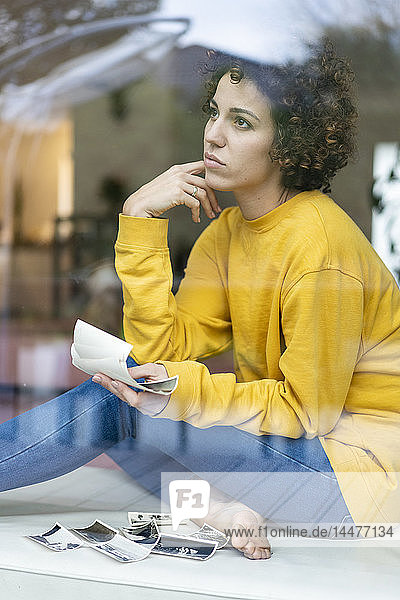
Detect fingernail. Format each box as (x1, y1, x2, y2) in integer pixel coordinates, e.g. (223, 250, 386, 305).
(111, 380, 119, 388)
(210, 211, 216, 218)
(92, 376, 101, 383)
(217, 206, 222, 212)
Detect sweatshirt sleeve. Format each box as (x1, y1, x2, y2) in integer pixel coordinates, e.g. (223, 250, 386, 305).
(154, 269, 364, 439)
(114, 214, 232, 364)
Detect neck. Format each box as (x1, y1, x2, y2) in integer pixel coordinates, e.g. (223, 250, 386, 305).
(234, 176, 297, 220)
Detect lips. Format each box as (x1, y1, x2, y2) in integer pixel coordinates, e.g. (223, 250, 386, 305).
(204, 152, 225, 167)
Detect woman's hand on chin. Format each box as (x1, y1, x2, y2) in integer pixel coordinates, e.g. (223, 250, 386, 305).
(122, 160, 221, 223)
(91, 363, 170, 416)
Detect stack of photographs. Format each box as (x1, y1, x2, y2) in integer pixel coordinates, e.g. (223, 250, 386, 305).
(122, 520, 228, 561)
(26, 514, 229, 563)
(27, 519, 158, 562)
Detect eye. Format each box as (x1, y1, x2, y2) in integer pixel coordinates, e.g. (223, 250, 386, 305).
(208, 106, 218, 119)
(234, 117, 251, 129)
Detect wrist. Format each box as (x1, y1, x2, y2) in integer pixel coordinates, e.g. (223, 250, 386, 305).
(123, 206, 152, 218)
(122, 193, 152, 218)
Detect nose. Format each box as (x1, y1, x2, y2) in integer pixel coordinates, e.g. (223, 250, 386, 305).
(204, 117, 226, 147)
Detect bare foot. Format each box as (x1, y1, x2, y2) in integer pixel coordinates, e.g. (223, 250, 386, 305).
(194, 500, 271, 560)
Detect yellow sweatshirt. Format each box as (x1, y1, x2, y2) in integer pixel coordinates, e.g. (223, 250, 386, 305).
(114, 190, 400, 525)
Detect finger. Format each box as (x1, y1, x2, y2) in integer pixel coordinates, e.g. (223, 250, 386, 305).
(205, 183, 222, 213)
(178, 160, 205, 175)
(92, 372, 110, 387)
(92, 373, 139, 407)
(180, 191, 201, 223)
(182, 183, 214, 220)
(186, 175, 221, 214)
(127, 363, 166, 380)
(184, 178, 220, 217)
(92, 372, 122, 395)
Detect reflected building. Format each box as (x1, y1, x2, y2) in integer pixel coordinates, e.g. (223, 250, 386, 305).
(371, 142, 400, 287)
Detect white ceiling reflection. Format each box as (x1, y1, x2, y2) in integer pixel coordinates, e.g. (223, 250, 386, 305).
(157, 0, 400, 63)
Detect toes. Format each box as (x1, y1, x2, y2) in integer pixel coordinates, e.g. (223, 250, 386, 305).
(241, 539, 272, 560)
(244, 546, 271, 560)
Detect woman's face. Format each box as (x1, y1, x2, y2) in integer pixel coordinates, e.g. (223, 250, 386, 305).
(203, 72, 281, 192)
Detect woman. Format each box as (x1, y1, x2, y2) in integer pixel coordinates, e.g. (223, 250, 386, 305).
(1, 42, 399, 560)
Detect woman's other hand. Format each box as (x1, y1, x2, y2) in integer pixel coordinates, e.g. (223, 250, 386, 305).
(122, 160, 221, 223)
(91, 363, 170, 416)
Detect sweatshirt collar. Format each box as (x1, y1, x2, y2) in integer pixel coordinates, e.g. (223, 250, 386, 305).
(240, 190, 322, 232)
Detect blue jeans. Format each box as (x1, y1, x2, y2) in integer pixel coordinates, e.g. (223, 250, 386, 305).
(0, 355, 352, 524)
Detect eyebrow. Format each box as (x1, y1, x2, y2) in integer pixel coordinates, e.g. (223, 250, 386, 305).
(209, 98, 260, 122)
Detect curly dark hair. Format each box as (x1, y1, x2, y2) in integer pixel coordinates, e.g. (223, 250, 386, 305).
(198, 40, 358, 194)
